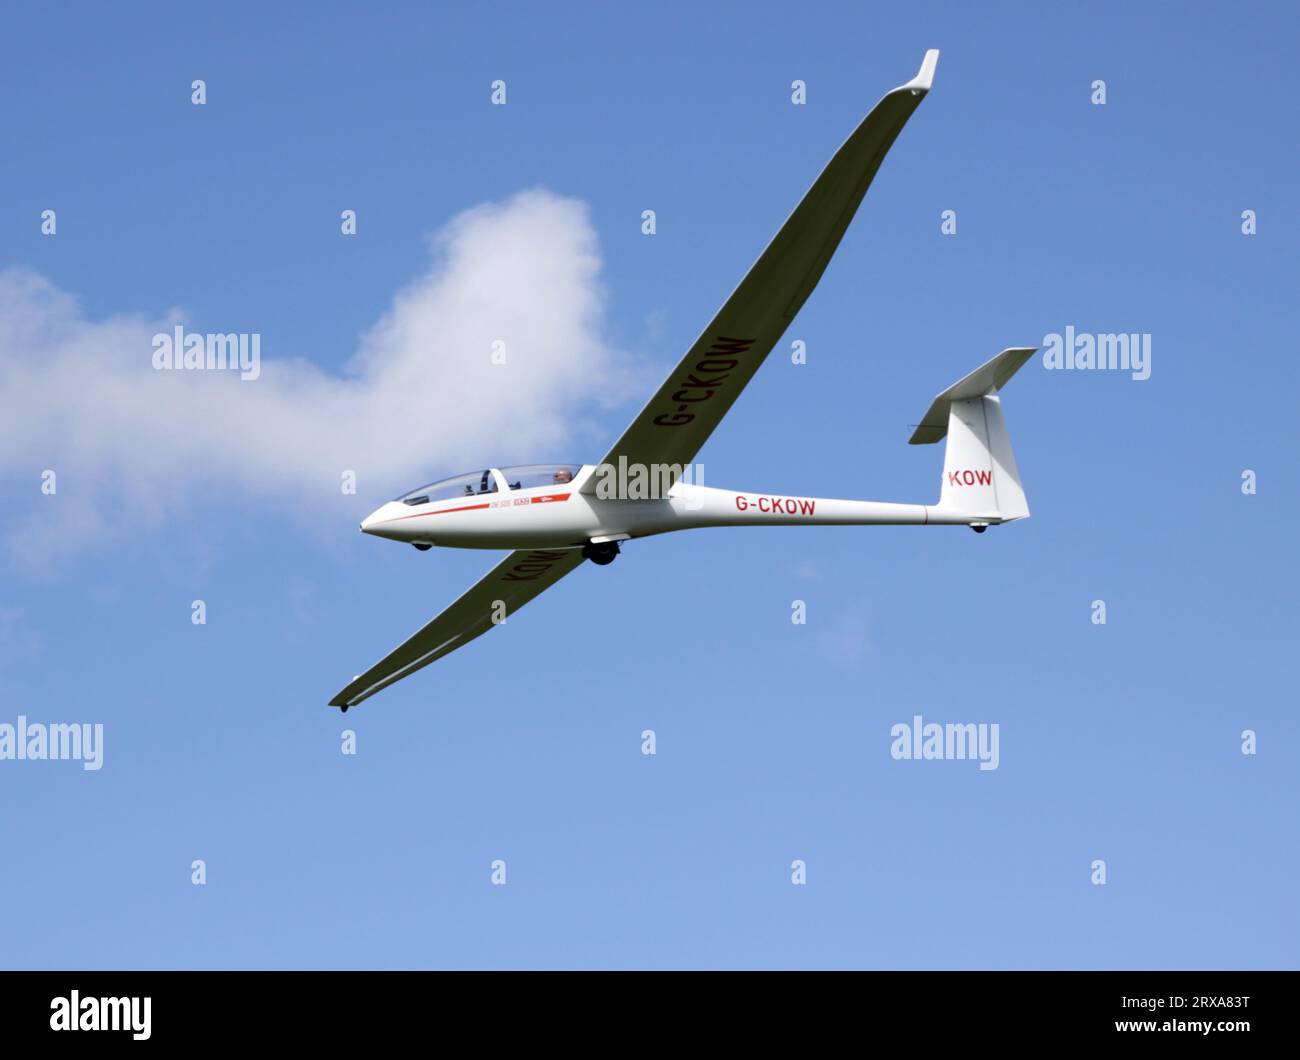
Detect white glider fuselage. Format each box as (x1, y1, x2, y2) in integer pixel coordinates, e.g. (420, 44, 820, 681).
(360, 467, 995, 553)
(329, 49, 1043, 712)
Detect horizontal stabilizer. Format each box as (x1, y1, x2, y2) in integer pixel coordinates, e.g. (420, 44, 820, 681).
(909, 347, 1036, 445)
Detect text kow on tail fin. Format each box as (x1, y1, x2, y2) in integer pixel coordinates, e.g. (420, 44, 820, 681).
(911, 347, 1036, 530)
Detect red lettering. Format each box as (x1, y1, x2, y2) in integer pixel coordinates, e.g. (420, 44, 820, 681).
(734, 495, 814, 515)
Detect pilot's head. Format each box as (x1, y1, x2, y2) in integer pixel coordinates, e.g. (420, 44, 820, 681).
(554, 468, 573, 484)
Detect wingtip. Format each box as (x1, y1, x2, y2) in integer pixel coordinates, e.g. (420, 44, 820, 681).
(902, 48, 940, 93)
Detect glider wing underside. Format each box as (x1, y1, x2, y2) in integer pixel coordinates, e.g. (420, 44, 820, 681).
(590, 50, 939, 481)
(329, 547, 586, 709)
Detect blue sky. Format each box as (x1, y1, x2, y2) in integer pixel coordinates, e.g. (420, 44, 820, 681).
(1, 0, 1297, 969)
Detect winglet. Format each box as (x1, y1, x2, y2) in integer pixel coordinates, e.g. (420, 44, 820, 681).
(901, 49, 940, 94)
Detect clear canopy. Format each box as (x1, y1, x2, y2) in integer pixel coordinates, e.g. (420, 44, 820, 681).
(396, 465, 581, 505)
(396, 470, 498, 505)
(499, 465, 581, 490)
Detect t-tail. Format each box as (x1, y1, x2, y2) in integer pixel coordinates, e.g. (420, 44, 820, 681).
(910, 346, 1036, 531)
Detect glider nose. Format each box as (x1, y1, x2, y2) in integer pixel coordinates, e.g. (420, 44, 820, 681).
(360, 503, 393, 535)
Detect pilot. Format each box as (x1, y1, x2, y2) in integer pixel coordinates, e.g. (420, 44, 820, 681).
(553, 468, 573, 484)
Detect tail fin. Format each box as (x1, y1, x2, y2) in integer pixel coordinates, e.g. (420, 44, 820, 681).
(909, 347, 1036, 525)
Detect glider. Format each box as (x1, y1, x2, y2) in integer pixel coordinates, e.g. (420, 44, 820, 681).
(331, 49, 1036, 711)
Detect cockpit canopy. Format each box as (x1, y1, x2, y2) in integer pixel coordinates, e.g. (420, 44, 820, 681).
(499, 464, 580, 490)
(397, 465, 581, 506)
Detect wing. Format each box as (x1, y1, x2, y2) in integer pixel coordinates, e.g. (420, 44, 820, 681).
(591, 50, 939, 480)
(329, 548, 586, 709)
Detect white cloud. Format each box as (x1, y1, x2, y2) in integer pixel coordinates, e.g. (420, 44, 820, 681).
(0, 190, 633, 563)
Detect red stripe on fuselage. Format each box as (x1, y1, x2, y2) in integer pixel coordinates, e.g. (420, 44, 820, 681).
(384, 491, 571, 525)
(390, 501, 491, 521)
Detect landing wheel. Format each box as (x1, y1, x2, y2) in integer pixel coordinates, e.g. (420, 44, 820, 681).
(412, 542, 433, 551)
(582, 540, 621, 565)
(969, 524, 988, 534)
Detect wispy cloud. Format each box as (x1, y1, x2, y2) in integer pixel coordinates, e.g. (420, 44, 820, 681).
(0, 190, 632, 564)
